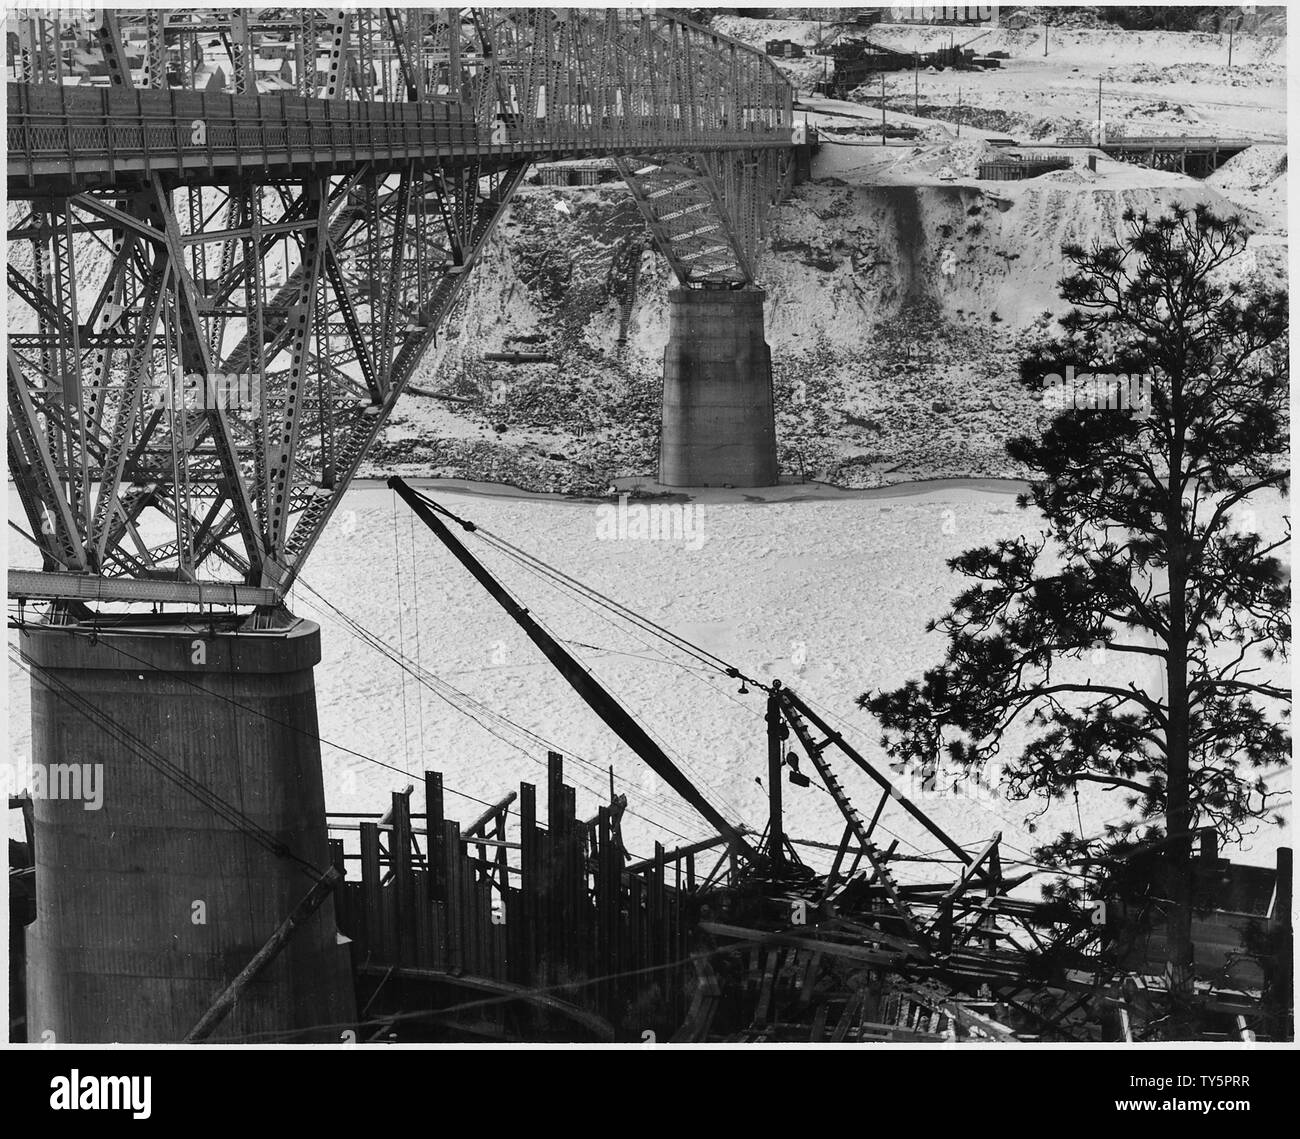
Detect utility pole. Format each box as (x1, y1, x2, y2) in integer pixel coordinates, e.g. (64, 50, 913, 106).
(956, 85, 961, 138)
(1044, 10, 1049, 56)
(914, 52, 919, 117)
(1097, 76, 1102, 142)
(881, 69, 886, 145)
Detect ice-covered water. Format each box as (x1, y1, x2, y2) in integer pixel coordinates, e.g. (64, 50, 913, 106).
(7, 481, 1289, 876)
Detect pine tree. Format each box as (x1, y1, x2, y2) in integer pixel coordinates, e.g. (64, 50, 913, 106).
(861, 204, 1289, 1037)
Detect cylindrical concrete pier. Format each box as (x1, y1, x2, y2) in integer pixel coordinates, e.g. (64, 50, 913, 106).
(659, 286, 777, 487)
(22, 613, 355, 1043)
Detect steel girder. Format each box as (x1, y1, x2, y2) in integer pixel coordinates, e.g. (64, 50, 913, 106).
(6, 8, 794, 601)
(6, 161, 529, 594)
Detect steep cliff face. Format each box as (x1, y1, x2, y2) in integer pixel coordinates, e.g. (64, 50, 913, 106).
(370, 157, 1282, 491)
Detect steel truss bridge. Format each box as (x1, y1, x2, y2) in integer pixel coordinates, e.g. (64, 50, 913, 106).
(6, 8, 794, 607)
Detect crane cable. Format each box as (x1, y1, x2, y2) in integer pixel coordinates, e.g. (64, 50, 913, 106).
(408, 488, 766, 690)
(5, 617, 534, 821)
(398, 489, 766, 823)
(290, 575, 708, 842)
(437, 532, 753, 826)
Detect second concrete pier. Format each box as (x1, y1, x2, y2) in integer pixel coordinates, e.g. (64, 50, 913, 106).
(659, 286, 777, 487)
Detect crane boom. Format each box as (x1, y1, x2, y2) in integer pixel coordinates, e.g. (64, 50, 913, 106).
(388, 476, 763, 866)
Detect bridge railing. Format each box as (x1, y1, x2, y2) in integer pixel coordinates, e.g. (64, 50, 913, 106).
(1103, 135, 1249, 148)
(6, 9, 795, 595)
(8, 81, 794, 185)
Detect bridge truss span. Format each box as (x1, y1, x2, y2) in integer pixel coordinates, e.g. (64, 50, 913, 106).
(6, 8, 795, 604)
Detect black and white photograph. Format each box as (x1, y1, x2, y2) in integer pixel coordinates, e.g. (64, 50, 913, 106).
(1, 0, 1292, 1084)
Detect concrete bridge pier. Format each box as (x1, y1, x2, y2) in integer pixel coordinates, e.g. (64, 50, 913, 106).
(658, 286, 777, 487)
(21, 613, 355, 1043)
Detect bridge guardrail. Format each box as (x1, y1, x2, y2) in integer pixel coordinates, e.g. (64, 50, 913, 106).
(7, 82, 795, 186)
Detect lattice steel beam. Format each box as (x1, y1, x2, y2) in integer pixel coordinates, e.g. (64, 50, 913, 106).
(7, 8, 794, 603)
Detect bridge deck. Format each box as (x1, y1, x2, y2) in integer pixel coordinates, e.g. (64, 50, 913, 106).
(1100, 135, 1253, 152)
(8, 83, 793, 192)
(7, 8, 797, 597)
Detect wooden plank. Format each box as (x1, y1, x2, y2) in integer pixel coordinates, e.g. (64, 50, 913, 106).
(360, 821, 382, 959)
(810, 1002, 829, 1042)
(653, 842, 667, 970)
(610, 823, 624, 1013)
(563, 783, 580, 978)
(352, 961, 615, 1042)
(460, 850, 474, 977)
(698, 922, 912, 968)
(464, 791, 517, 838)
(503, 886, 518, 984)
(392, 790, 415, 964)
(412, 868, 430, 965)
(821, 823, 855, 903)
(935, 832, 1002, 909)
(933, 994, 1018, 1042)
(780, 949, 807, 1020)
(477, 872, 490, 978)
(545, 764, 564, 974)
(494, 884, 507, 981)
(319, 823, 518, 844)
(612, 808, 628, 1009)
(444, 819, 463, 973)
(494, 810, 510, 897)
(470, 863, 486, 977)
(672, 967, 709, 1043)
(494, 810, 510, 981)
(476, 826, 490, 891)
(536, 829, 551, 985)
(830, 990, 864, 1042)
(328, 837, 346, 877)
(485, 879, 499, 981)
(505, 866, 520, 987)
(798, 950, 822, 1011)
(519, 782, 538, 985)
(602, 806, 621, 1014)
(579, 810, 592, 982)
(673, 856, 684, 1023)
(671, 953, 721, 1043)
(557, 769, 571, 977)
(462, 842, 477, 975)
(433, 899, 447, 971)
(547, 752, 564, 838)
(425, 770, 444, 901)
(754, 948, 778, 1026)
(629, 877, 642, 981)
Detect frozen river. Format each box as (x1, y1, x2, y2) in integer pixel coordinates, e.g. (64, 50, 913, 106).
(6, 480, 1290, 874)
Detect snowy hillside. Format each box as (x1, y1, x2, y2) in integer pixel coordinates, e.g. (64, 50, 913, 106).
(367, 133, 1285, 493)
